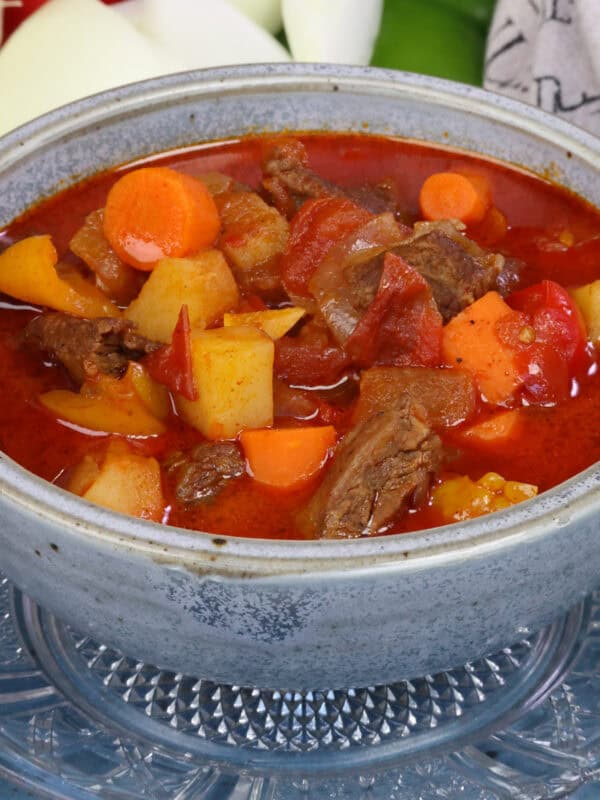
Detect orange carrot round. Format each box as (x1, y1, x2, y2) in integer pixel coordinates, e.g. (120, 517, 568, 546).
(103, 167, 220, 271)
(470, 205, 508, 246)
(240, 426, 336, 489)
(419, 171, 490, 225)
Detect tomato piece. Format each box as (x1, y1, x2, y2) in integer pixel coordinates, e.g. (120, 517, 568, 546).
(518, 343, 570, 405)
(143, 305, 198, 401)
(274, 339, 350, 386)
(346, 252, 443, 368)
(280, 197, 372, 297)
(504, 280, 590, 404)
(508, 280, 589, 369)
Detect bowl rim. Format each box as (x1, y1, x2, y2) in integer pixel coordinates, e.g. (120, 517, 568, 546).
(1, 63, 599, 576)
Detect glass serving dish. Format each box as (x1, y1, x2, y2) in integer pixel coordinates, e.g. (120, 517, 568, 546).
(2, 569, 600, 800)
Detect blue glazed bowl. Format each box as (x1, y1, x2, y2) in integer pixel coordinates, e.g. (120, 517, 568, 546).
(0, 64, 598, 689)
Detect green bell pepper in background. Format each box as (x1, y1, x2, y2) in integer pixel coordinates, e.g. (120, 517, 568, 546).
(371, 0, 497, 86)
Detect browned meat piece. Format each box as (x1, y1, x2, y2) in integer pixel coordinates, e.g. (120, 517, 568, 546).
(217, 190, 289, 297)
(23, 312, 161, 384)
(394, 220, 505, 322)
(298, 397, 442, 539)
(166, 441, 245, 504)
(69, 209, 144, 305)
(346, 180, 401, 216)
(343, 255, 384, 313)
(354, 366, 477, 429)
(262, 140, 345, 217)
(262, 140, 400, 219)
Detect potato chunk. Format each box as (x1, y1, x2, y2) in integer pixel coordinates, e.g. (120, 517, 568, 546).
(0, 235, 119, 317)
(175, 325, 274, 439)
(219, 191, 289, 272)
(570, 280, 600, 345)
(69, 440, 164, 521)
(223, 306, 305, 339)
(124, 250, 239, 343)
(40, 363, 167, 436)
(432, 471, 537, 522)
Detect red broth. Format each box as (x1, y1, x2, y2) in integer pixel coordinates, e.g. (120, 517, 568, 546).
(1, 133, 599, 539)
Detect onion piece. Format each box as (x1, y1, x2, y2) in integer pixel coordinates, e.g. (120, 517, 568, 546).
(228, 0, 283, 34)
(308, 212, 408, 345)
(137, 0, 289, 69)
(0, 0, 182, 137)
(282, 0, 383, 64)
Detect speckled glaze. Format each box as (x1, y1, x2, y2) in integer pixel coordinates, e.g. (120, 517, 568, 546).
(0, 65, 599, 689)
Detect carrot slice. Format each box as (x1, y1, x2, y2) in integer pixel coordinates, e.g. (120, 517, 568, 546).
(103, 167, 220, 271)
(419, 171, 490, 225)
(469, 205, 508, 246)
(442, 291, 524, 405)
(240, 426, 336, 489)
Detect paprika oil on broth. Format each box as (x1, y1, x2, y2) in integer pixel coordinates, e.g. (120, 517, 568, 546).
(0, 133, 599, 540)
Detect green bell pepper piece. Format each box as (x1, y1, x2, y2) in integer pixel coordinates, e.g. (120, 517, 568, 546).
(371, 0, 492, 86)
(436, 0, 496, 29)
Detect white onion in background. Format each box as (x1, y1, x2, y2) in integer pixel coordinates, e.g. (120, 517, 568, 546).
(0, 0, 183, 137)
(136, 0, 289, 69)
(282, 0, 383, 64)
(228, 0, 282, 34)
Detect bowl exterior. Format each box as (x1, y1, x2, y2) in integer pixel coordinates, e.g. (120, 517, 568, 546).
(0, 65, 599, 688)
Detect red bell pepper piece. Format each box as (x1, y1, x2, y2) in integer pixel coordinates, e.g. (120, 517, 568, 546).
(143, 305, 198, 401)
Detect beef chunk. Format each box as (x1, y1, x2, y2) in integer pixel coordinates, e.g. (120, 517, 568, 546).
(69, 209, 144, 305)
(346, 180, 401, 217)
(343, 255, 384, 313)
(23, 312, 161, 384)
(262, 140, 400, 219)
(166, 441, 245, 504)
(298, 397, 442, 539)
(262, 140, 345, 217)
(394, 220, 505, 322)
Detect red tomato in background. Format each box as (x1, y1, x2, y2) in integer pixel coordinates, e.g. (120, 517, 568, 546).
(1, 0, 123, 43)
(505, 280, 590, 404)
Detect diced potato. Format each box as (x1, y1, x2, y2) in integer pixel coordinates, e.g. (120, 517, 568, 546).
(68, 454, 100, 496)
(69, 440, 164, 521)
(0, 235, 119, 317)
(56, 264, 122, 316)
(127, 363, 170, 420)
(570, 280, 600, 345)
(175, 325, 274, 439)
(219, 191, 289, 271)
(124, 250, 239, 343)
(223, 306, 305, 339)
(432, 471, 538, 522)
(40, 363, 167, 435)
(459, 409, 523, 446)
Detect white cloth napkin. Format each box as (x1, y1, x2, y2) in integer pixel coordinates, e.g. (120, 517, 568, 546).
(484, 0, 600, 135)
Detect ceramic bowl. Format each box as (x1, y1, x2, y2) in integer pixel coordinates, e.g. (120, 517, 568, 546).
(0, 64, 599, 689)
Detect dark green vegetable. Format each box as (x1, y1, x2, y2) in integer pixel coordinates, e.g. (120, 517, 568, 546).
(371, 0, 496, 86)
(436, 0, 496, 29)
